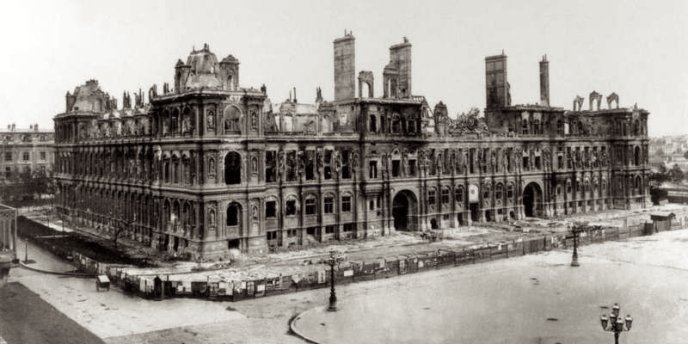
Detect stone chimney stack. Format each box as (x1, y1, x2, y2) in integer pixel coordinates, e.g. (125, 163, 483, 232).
(333, 31, 356, 101)
(485, 52, 509, 109)
(539, 55, 550, 107)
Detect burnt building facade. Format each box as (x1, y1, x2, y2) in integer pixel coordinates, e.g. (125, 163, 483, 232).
(53, 36, 649, 259)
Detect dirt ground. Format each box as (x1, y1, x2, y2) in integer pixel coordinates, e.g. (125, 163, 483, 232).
(21, 204, 688, 285)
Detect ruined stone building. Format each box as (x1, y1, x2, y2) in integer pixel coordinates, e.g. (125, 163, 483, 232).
(53, 35, 650, 259)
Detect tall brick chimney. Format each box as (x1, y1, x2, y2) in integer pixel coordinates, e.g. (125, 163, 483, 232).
(333, 31, 356, 101)
(539, 55, 550, 107)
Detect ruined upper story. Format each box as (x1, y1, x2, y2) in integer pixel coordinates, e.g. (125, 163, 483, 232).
(53, 35, 649, 146)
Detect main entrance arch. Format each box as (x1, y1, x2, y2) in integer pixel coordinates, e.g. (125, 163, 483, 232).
(392, 190, 418, 231)
(523, 182, 543, 217)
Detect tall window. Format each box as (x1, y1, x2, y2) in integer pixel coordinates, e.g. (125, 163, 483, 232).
(23, 152, 30, 161)
(4, 152, 11, 161)
(455, 186, 464, 204)
(224, 152, 241, 185)
(265, 200, 277, 218)
(305, 197, 317, 215)
(265, 151, 277, 183)
(324, 196, 334, 214)
(369, 161, 378, 179)
(226, 203, 241, 226)
(428, 189, 436, 206)
(441, 188, 450, 204)
(286, 199, 297, 216)
(392, 160, 401, 177)
(40, 152, 46, 160)
(342, 195, 352, 212)
(369, 115, 377, 132)
(341, 150, 351, 179)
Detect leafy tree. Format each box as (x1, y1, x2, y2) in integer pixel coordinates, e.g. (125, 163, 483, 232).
(658, 164, 668, 174)
(683, 151, 688, 160)
(668, 164, 684, 182)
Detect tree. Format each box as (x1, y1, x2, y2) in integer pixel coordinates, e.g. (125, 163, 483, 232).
(668, 164, 684, 183)
(683, 151, 688, 160)
(656, 148, 666, 157)
(658, 164, 668, 174)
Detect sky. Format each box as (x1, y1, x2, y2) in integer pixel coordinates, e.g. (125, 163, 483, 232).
(1, 0, 686, 136)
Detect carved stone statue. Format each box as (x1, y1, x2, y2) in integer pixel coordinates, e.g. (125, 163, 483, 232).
(333, 150, 341, 175)
(278, 151, 285, 178)
(351, 152, 359, 173)
(297, 151, 305, 178)
(542, 148, 551, 170)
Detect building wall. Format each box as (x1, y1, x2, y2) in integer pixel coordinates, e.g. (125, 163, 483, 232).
(0, 126, 55, 181)
(53, 41, 650, 260)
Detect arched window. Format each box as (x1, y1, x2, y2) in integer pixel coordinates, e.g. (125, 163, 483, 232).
(182, 156, 191, 184)
(635, 176, 642, 195)
(224, 152, 241, 185)
(522, 119, 529, 135)
(226, 202, 241, 226)
(634, 146, 641, 166)
(566, 179, 572, 194)
(172, 201, 180, 230)
(223, 106, 242, 134)
(172, 155, 180, 184)
(163, 158, 170, 183)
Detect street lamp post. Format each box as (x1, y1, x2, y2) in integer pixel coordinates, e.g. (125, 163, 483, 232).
(568, 224, 583, 267)
(600, 303, 633, 344)
(326, 250, 344, 312)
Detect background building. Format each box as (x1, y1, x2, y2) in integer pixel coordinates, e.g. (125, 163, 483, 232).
(0, 124, 54, 181)
(53, 36, 650, 259)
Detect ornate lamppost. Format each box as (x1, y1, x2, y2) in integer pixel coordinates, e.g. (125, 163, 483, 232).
(600, 303, 633, 344)
(326, 250, 344, 312)
(568, 223, 584, 267)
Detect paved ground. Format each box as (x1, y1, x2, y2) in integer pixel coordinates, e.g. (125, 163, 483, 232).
(291, 229, 688, 344)
(3, 206, 688, 343)
(0, 282, 104, 344)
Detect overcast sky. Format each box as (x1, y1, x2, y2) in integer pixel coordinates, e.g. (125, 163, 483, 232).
(1, 0, 686, 136)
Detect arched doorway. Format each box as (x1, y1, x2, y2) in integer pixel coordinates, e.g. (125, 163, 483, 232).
(523, 182, 543, 217)
(392, 190, 418, 231)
